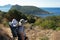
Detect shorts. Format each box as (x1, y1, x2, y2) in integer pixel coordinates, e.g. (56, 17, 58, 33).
(9, 25, 18, 37)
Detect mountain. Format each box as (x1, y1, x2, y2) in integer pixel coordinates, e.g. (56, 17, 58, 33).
(0, 4, 50, 15)
(36, 8, 60, 17)
(0, 4, 12, 12)
(11, 5, 50, 15)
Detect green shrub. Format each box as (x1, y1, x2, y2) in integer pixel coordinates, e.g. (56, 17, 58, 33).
(40, 36, 49, 40)
(56, 27, 60, 30)
(40, 20, 56, 29)
(34, 18, 43, 26)
(5, 9, 27, 21)
(0, 16, 2, 23)
(27, 15, 35, 23)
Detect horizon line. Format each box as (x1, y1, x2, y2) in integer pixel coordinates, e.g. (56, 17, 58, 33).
(0, 4, 60, 8)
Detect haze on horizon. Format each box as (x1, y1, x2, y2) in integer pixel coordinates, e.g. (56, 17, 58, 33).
(0, 0, 60, 7)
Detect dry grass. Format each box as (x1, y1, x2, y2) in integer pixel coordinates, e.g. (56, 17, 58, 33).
(50, 31, 60, 40)
(0, 24, 60, 40)
(0, 24, 13, 40)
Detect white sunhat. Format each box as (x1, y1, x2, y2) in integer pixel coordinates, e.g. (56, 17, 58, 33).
(20, 19, 27, 23)
(12, 19, 18, 27)
(19, 19, 27, 26)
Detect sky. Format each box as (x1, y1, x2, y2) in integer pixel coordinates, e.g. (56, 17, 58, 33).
(0, 0, 60, 7)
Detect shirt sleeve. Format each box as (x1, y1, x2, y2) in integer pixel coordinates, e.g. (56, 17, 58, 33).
(9, 22, 12, 26)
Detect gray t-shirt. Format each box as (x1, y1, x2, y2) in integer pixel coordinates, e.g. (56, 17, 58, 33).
(18, 26, 26, 37)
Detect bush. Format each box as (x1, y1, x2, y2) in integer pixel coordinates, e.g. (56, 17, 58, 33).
(34, 16, 60, 30)
(34, 18, 42, 26)
(0, 16, 2, 23)
(5, 9, 27, 21)
(40, 36, 49, 40)
(27, 15, 35, 23)
(56, 27, 60, 30)
(40, 20, 56, 29)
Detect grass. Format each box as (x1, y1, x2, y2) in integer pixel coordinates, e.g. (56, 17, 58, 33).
(40, 36, 49, 40)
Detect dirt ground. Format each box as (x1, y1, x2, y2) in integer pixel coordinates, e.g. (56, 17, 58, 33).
(0, 24, 60, 40)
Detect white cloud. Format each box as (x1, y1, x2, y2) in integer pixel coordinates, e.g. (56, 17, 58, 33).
(0, 0, 60, 7)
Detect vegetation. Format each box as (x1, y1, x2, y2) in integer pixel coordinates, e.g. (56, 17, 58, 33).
(34, 16, 60, 30)
(40, 36, 49, 40)
(0, 9, 36, 23)
(0, 9, 60, 30)
(0, 11, 6, 23)
(11, 5, 50, 15)
(5, 9, 27, 21)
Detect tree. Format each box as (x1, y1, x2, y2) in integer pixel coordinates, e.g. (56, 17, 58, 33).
(5, 9, 27, 21)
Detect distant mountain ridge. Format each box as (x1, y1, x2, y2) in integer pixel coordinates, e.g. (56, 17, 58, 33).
(11, 5, 50, 15)
(0, 4, 60, 17)
(0, 4, 12, 12)
(0, 4, 50, 15)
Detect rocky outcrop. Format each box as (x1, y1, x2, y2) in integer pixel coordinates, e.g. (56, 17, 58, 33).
(0, 29, 12, 40)
(0, 24, 12, 40)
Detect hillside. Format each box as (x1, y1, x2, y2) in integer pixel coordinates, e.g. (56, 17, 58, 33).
(0, 4, 51, 15)
(0, 24, 60, 40)
(11, 5, 50, 15)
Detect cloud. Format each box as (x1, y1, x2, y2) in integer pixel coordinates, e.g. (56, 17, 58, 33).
(0, 0, 60, 7)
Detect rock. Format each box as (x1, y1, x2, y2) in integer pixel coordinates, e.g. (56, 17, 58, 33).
(0, 29, 13, 40)
(50, 31, 60, 40)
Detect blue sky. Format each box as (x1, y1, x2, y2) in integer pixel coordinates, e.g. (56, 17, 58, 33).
(0, 0, 60, 7)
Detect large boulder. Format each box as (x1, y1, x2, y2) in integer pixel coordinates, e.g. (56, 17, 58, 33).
(0, 27, 12, 40)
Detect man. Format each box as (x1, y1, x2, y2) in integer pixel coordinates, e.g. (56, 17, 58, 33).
(18, 19, 27, 40)
(9, 19, 28, 40)
(9, 19, 18, 40)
